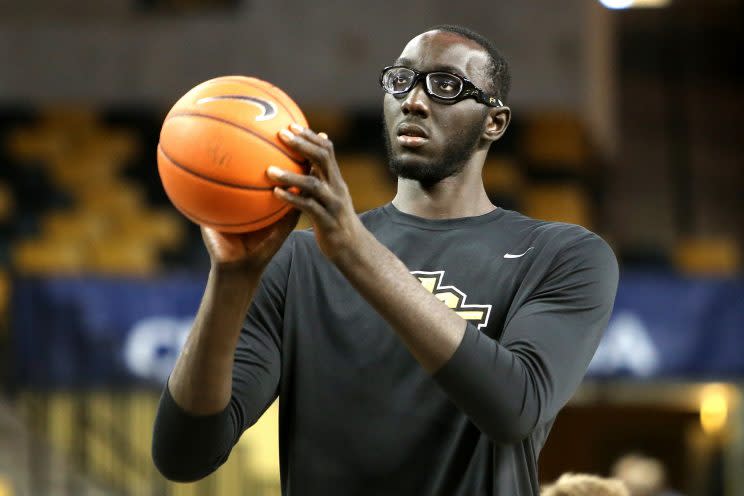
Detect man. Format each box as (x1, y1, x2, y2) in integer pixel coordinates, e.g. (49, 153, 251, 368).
(152, 25, 619, 495)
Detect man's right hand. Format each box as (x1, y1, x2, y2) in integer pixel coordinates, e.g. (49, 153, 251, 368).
(202, 208, 301, 274)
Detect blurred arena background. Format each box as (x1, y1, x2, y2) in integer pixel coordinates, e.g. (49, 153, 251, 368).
(0, 0, 742, 495)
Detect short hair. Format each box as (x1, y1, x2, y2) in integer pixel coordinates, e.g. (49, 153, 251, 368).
(427, 24, 511, 103)
(611, 453, 667, 496)
(541, 473, 630, 496)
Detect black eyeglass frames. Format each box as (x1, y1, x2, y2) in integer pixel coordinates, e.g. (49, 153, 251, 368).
(379, 66, 503, 107)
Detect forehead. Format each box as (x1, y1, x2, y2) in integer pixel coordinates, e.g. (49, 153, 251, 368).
(395, 31, 491, 83)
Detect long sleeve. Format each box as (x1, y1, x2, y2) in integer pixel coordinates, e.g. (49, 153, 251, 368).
(152, 235, 294, 481)
(433, 232, 618, 443)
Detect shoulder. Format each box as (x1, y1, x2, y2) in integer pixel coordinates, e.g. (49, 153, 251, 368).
(500, 209, 593, 245)
(358, 205, 390, 231)
(500, 210, 617, 272)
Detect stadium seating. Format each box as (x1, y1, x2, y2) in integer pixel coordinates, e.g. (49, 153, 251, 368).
(674, 237, 741, 275)
(5, 108, 187, 276)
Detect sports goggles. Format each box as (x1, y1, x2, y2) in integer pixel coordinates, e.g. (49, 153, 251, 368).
(379, 65, 503, 107)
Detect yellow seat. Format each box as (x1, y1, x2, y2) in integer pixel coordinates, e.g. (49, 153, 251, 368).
(120, 209, 186, 251)
(12, 238, 88, 275)
(5, 127, 67, 162)
(674, 237, 740, 276)
(77, 182, 146, 215)
(0, 269, 10, 320)
(89, 238, 159, 276)
(0, 181, 14, 223)
(87, 129, 139, 163)
(42, 210, 112, 243)
(8, 108, 140, 180)
(40, 106, 98, 129)
(337, 155, 396, 212)
(482, 157, 523, 196)
(523, 184, 591, 228)
(48, 155, 122, 192)
(521, 112, 589, 169)
(302, 109, 350, 143)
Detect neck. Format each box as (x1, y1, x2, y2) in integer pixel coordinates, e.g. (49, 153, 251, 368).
(391, 151, 495, 219)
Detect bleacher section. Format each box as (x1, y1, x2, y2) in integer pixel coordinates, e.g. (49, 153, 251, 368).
(5, 108, 186, 276)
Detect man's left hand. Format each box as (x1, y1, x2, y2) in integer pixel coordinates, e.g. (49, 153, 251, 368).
(267, 123, 366, 263)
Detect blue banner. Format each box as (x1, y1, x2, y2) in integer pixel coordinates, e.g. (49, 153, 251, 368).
(11, 275, 203, 388)
(9, 271, 744, 388)
(587, 272, 744, 379)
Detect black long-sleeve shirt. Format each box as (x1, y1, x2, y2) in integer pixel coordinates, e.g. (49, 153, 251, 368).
(153, 204, 619, 495)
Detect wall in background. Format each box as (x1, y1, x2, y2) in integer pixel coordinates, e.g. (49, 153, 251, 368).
(0, 0, 591, 110)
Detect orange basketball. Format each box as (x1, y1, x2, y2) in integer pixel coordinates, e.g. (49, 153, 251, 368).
(157, 75, 308, 232)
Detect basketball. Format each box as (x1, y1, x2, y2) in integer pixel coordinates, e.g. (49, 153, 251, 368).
(157, 76, 308, 232)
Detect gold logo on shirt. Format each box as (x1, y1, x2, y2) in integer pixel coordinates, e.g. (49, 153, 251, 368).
(412, 271, 492, 329)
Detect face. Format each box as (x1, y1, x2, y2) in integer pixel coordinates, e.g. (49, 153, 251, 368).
(382, 31, 494, 185)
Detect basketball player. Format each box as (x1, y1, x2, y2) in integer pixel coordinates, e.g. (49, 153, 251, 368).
(152, 25, 619, 495)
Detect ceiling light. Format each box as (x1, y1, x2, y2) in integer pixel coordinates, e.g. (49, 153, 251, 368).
(599, 0, 671, 9)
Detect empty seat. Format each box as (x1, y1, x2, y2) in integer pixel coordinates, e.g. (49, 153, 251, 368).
(12, 238, 88, 275)
(77, 182, 146, 215)
(674, 237, 740, 275)
(0, 181, 14, 224)
(40, 106, 98, 129)
(337, 155, 395, 212)
(42, 210, 112, 243)
(521, 112, 589, 169)
(48, 155, 122, 193)
(119, 209, 186, 251)
(89, 238, 158, 276)
(482, 157, 523, 196)
(523, 184, 592, 228)
(6, 128, 67, 162)
(0, 269, 9, 318)
(303, 108, 350, 143)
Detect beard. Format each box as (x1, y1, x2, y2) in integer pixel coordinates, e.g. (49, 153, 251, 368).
(383, 116, 485, 186)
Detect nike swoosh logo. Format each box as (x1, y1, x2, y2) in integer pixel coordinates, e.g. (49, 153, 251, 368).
(196, 95, 277, 121)
(504, 247, 534, 259)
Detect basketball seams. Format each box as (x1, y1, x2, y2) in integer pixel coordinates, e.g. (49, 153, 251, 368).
(158, 144, 276, 190)
(214, 76, 305, 124)
(164, 112, 304, 167)
(177, 200, 292, 229)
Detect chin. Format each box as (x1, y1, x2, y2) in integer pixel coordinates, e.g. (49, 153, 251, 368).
(388, 156, 462, 184)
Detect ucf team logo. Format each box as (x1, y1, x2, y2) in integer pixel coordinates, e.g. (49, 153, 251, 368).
(412, 271, 492, 329)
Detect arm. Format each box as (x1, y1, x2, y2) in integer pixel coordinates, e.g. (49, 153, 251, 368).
(269, 125, 618, 442)
(152, 212, 298, 481)
(433, 234, 618, 441)
(168, 266, 260, 415)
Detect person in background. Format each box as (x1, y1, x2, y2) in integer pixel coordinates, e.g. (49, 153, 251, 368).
(541, 473, 630, 496)
(612, 453, 685, 496)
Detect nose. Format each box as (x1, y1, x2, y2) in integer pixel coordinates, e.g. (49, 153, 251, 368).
(400, 82, 430, 118)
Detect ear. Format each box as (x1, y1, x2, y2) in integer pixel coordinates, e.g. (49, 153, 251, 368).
(483, 106, 511, 143)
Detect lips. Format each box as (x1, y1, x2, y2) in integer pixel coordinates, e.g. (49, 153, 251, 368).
(396, 123, 429, 148)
